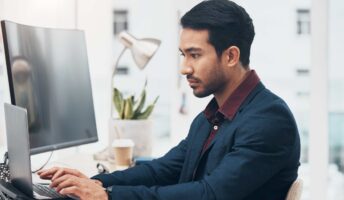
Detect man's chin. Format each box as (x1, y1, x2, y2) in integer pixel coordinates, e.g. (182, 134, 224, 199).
(193, 90, 211, 98)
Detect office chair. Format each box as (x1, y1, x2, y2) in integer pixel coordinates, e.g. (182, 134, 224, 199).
(285, 179, 303, 200)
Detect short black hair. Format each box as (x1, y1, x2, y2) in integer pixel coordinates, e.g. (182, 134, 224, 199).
(181, 0, 255, 67)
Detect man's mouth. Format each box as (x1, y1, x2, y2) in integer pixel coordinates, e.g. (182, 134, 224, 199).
(187, 78, 199, 88)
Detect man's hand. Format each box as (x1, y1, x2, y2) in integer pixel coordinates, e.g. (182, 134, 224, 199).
(51, 174, 108, 200)
(37, 167, 106, 199)
(37, 167, 88, 181)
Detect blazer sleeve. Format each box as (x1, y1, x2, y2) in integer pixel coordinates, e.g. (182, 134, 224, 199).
(92, 138, 188, 187)
(104, 100, 299, 200)
(91, 113, 206, 188)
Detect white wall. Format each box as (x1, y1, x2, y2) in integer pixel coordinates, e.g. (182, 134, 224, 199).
(1, 0, 76, 28)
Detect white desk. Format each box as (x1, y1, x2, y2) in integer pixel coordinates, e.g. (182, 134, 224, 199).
(31, 153, 120, 183)
(1, 145, 127, 180)
(43, 153, 108, 176)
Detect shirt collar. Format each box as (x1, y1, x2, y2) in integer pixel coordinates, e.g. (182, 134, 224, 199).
(204, 70, 260, 121)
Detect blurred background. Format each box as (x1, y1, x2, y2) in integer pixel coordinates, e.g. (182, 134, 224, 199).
(0, 0, 343, 199)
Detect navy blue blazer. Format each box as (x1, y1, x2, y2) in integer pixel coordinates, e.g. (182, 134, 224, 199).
(93, 82, 300, 200)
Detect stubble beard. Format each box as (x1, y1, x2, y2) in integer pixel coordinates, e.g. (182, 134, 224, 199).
(193, 70, 225, 98)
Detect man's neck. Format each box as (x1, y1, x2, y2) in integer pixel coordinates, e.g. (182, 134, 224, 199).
(214, 67, 250, 107)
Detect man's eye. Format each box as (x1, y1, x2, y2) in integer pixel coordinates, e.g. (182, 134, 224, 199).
(191, 54, 200, 59)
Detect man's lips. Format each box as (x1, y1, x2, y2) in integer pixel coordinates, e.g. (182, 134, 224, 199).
(187, 78, 200, 87)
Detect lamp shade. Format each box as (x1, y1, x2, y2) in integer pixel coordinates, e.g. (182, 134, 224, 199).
(118, 31, 161, 69)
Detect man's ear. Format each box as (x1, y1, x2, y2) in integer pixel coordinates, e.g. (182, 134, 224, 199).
(223, 46, 240, 67)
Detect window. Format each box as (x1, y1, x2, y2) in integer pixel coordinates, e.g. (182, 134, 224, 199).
(113, 10, 128, 35)
(329, 112, 344, 173)
(295, 67, 310, 97)
(115, 65, 129, 75)
(297, 9, 311, 35)
(296, 68, 310, 76)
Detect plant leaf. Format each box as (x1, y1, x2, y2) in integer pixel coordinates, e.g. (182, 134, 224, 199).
(134, 89, 146, 116)
(152, 96, 159, 105)
(131, 95, 136, 105)
(121, 99, 126, 119)
(136, 105, 154, 120)
(120, 100, 125, 119)
(123, 98, 134, 119)
(135, 96, 159, 120)
(113, 88, 123, 117)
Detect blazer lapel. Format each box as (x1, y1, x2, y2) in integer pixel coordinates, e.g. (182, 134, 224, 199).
(201, 122, 230, 155)
(183, 118, 211, 181)
(199, 83, 266, 159)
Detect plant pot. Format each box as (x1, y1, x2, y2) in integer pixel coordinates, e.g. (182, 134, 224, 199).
(108, 119, 153, 157)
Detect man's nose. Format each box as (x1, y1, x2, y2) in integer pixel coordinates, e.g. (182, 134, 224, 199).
(180, 59, 193, 75)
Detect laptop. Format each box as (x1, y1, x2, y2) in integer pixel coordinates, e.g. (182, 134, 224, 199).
(4, 103, 66, 199)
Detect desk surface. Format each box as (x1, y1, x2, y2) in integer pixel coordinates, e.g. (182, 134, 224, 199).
(32, 153, 118, 183)
(1, 146, 127, 179)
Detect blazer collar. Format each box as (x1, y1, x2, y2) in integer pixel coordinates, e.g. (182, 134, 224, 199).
(201, 82, 266, 157)
(204, 70, 260, 121)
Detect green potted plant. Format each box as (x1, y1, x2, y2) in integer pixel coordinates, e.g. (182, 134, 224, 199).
(109, 82, 158, 157)
(113, 82, 159, 120)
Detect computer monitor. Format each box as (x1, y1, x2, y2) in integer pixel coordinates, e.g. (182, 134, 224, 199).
(1, 20, 98, 154)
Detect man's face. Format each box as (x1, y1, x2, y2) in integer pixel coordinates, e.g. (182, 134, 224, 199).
(179, 28, 227, 98)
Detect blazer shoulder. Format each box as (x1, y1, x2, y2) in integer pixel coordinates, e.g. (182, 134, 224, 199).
(237, 87, 299, 146)
(249, 86, 294, 118)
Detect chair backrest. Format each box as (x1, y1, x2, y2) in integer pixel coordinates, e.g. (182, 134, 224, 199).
(285, 179, 303, 200)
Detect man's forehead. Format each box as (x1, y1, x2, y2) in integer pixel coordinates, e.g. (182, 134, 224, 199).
(179, 28, 210, 51)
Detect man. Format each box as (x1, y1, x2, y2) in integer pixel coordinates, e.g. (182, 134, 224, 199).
(38, 0, 300, 199)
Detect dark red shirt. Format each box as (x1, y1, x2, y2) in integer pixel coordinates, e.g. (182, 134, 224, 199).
(202, 70, 260, 153)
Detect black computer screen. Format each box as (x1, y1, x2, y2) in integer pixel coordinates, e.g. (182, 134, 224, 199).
(1, 20, 98, 154)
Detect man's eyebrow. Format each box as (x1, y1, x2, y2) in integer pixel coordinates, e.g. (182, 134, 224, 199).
(179, 47, 202, 53)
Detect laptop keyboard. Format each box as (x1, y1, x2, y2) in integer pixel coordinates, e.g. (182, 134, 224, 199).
(33, 183, 66, 199)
